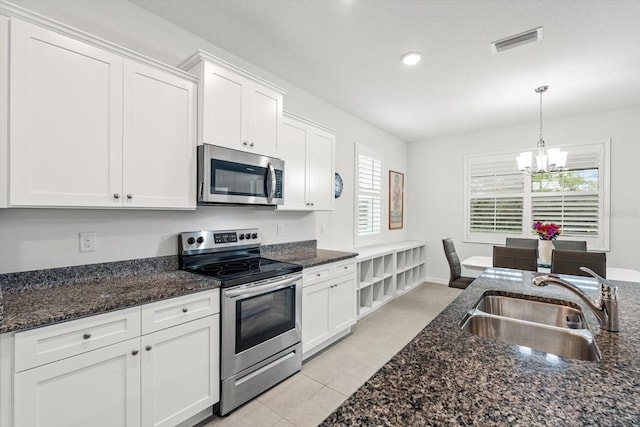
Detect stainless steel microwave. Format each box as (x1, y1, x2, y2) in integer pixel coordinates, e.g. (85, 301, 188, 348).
(197, 144, 284, 206)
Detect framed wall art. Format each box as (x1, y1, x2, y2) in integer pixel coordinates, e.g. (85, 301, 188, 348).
(389, 170, 404, 229)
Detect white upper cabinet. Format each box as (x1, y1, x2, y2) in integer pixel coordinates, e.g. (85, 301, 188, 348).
(4, 18, 196, 209)
(278, 113, 335, 211)
(9, 18, 124, 208)
(123, 60, 196, 209)
(179, 50, 286, 158)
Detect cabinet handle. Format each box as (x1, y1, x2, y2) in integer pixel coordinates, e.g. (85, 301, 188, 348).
(146, 345, 152, 351)
(316, 273, 321, 277)
(182, 307, 189, 313)
(83, 333, 91, 340)
(113, 193, 120, 199)
(127, 194, 133, 199)
(132, 350, 139, 356)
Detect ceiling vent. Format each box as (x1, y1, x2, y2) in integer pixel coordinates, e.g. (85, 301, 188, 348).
(490, 27, 543, 53)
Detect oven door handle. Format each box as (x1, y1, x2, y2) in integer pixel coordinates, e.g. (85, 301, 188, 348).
(225, 274, 301, 298)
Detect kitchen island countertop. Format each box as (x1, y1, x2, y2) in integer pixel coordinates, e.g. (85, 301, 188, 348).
(322, 268, 640, 426)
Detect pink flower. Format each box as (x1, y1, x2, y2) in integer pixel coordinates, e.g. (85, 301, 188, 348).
(533, 221, 561, 240)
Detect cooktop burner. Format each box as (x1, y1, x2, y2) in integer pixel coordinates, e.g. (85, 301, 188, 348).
(188, 257, 301, 287)
(179, 228, 302, 287)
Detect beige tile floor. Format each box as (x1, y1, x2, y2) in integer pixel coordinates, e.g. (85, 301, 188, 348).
(200, 282, 462, 427)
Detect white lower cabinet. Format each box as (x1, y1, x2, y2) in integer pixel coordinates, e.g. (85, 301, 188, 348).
(302, 260, 356, 359)
(141, 316, 219, 427)
(11, 290, 220, 427)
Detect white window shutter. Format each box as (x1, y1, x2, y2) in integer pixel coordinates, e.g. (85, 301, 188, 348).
(355, 144, 382, 246)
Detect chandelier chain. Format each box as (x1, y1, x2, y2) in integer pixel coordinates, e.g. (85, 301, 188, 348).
(539, 89, 543, 141)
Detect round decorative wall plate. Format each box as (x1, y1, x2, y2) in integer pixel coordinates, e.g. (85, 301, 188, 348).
(334, 172, 343, 198)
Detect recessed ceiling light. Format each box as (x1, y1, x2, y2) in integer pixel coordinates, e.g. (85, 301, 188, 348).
(401, 52, 422, 66)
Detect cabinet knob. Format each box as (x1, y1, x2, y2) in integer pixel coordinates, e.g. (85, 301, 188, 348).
(127, 194, 133, 199)
(316, 273, 321, 277)
(113, 193, 120, 199)
(243, 141, 249, 146)
(250, 142, 255, 147)
(83, 333, 91, 340)
(132, 350, 139, 356)
(182, 307, 188, 313)
(146, 345, 152, 351)
(311, 202, 314, 206)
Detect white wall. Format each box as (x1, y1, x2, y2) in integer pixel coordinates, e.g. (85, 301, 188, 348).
(408, 106, 640, 283)
(0, 0, 408, 273)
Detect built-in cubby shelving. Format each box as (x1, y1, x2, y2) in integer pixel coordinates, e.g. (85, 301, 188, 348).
(355, 241, 427, 318)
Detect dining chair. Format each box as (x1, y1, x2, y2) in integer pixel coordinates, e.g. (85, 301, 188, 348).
(552, 240, 587, 251)
(505, 237, 539, 258)
(492, 246, 538, 271)
(551, 249, 606, 278)
(505, 237, 539, 249)
(442, 238, 475, 289)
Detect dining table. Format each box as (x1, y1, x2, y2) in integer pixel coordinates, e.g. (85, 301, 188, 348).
(461, 255, 640, 282)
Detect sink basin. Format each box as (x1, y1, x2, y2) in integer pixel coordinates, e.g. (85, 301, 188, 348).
(460, 292, 601, 362)
(475, 294, 586, 329)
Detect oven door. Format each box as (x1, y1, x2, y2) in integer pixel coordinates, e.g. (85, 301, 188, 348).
(198, 144, 284, 205)
(221, 273, 302, 379)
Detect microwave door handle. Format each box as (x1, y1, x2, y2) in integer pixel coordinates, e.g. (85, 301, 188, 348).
(265, 162, 276, 203)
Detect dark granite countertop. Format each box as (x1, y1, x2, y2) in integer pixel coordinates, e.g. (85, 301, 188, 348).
(261, 240, 358, 269)
(0, 256, 219, 334)
(322, 268, 640, 426)
(282, 249, 359, 269)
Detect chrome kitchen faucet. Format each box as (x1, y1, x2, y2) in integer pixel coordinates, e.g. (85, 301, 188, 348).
(532, 267, 619, 332)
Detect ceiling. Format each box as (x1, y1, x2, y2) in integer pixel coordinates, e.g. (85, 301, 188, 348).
(129, 0, 640, 142)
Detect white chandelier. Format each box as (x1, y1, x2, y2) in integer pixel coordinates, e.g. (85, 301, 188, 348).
(516, 85, 567, 174)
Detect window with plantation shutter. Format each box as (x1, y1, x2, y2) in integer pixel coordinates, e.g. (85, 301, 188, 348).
(531, 142, 607, 245)
(465, 139, 610, 249)
(355, 144, 382, 247)
(466, 154, 524, 236)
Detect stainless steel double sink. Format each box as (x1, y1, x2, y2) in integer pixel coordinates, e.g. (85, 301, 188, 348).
(460, 292, 601, 361)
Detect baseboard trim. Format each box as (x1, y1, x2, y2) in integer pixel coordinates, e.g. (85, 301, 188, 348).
(425, 276, 448, 285)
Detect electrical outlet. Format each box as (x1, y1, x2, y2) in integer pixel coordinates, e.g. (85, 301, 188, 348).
(79, 232, 96, 252)
(277, 224, 284, 236)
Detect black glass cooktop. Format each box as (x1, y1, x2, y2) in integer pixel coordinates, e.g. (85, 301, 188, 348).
(186, 256, 302, 288)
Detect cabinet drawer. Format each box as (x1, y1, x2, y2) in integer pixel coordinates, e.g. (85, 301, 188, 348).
(333, 261, 356, 278)
(15, 306, 141, 372)
(303, 265, 332, 287)
(141, 290, 219, 334)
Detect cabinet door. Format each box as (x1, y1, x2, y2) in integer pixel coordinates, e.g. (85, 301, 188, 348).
(279, 118, 308, 210)
(123, 60, 196, 209)
(245, 83, 282, 157)
(301, 281, 331, 354)
(330, 275, 357, 333)
(200, 61, 245, 150)
(306, 128, 335, 211)
(141, 315, 219, 427)
(14, 338, 141, 427)
(9, 18, 124, 207)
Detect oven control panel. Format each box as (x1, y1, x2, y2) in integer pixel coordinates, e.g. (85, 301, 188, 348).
(179, 228, 261, 254)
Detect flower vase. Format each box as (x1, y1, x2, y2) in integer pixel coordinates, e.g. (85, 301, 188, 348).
(539, 240, 554, 264)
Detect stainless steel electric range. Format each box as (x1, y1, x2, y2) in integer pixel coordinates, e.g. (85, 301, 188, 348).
(179, 228, 303, 416)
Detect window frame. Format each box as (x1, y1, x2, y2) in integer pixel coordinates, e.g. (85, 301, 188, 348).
(464, 139, 610, 250)
(354, 143, 383, 248)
